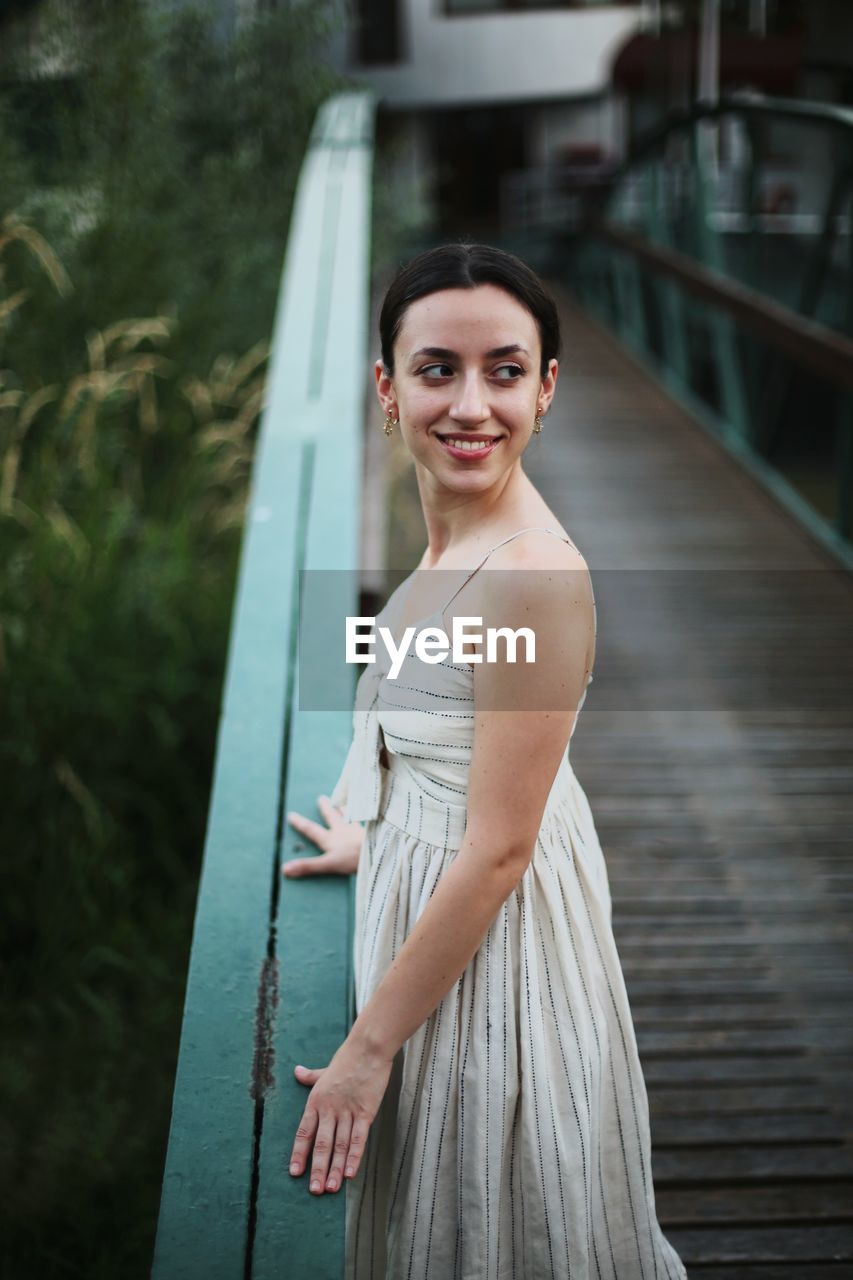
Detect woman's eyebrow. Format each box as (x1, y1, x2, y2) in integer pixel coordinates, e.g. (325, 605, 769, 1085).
(409, 344, 530, 363)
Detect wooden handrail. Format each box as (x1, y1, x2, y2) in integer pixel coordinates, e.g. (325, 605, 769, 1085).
(152, 90, 376, 1280)
(591, 218, 853, 394)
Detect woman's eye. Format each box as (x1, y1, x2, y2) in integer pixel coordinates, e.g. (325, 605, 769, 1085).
(417, 362, 524, 380)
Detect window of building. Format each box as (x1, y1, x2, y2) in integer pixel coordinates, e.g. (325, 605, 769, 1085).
(445, 0, 639, 13)
(357, 0, 402, 63)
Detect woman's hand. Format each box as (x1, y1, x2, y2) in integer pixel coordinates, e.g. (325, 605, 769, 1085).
(282, 795, 364, 877)
(289, 1036, 394, 1193)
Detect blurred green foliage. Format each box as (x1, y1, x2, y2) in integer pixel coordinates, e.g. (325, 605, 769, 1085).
(0, 1, 349, 1275)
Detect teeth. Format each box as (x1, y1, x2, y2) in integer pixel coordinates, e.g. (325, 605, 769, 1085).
(442, 438, 496, 451)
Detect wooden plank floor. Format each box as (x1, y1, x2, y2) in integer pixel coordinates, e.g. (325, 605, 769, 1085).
(523, 284, 853, 1276)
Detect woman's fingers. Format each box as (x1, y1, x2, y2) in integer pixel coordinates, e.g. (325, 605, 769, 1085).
(346, 1116, 371, 1181)
(294, 1064, 323, 1085)
(325, 1112, 353, 1192)
(286, 809, 330, 851)
(289, 1103, 319, 1180)
(282, 851, 346, 877)
(288, 1043, 389, 1195)
(309, 1110, 337, 1194)
(316, 794, 344, 827)
(283, 799, 363, 878)
(289, 1064, 364, 1193)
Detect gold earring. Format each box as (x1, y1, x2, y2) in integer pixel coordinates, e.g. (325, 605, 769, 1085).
(383, 412, 398, 436)
(533, 412, 544, 434)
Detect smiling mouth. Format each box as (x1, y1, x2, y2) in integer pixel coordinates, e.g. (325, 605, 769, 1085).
(436, 434, 503, 454)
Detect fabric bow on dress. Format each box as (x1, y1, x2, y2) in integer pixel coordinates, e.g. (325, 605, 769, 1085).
(330, 664, 385, 823)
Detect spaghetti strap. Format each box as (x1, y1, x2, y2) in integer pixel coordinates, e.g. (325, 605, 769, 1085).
(439, 525, 582, 615)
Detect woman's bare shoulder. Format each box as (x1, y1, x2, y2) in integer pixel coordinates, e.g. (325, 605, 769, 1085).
(468, 529, 593, 635)
(484, 526, 589, 574)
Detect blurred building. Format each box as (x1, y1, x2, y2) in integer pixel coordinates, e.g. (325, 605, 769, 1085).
(320, 0, 853, 236)
(326, 0, 647, 234)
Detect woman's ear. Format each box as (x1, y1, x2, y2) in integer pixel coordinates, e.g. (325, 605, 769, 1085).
(539, 358, 559, 413)
(375, 358, 397, 417)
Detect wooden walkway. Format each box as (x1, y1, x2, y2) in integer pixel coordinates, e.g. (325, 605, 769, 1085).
(522, 284, 853, 1276)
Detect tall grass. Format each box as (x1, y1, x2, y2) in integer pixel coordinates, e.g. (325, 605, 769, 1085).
(0, 3, 349, 1273)
(0, 213, 268, 1277)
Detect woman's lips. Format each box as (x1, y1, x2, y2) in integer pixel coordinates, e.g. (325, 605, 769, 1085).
(436, 435, 503, 461)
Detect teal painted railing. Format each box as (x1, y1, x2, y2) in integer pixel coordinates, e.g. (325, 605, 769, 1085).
(569, 95, 853, 570)
(152, 90, 376, 1280)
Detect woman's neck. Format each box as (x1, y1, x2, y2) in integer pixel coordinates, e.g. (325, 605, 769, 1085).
(415, 463, 548, 568)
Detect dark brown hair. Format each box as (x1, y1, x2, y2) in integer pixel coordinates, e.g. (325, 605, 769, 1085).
(379, 242, 561, 379)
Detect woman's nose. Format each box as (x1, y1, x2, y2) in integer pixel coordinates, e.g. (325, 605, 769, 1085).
(449, 374, 489, 424)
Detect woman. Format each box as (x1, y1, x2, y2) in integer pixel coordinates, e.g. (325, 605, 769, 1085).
(282, 243, 688, 1280)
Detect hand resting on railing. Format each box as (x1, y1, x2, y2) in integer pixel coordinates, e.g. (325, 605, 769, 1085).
(282, 796, 364, 877)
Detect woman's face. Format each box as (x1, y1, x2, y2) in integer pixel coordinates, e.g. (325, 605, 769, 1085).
(376, 283, 558, 494)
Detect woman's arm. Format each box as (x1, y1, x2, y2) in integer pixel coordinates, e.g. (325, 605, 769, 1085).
(288, 549, 594, 1193)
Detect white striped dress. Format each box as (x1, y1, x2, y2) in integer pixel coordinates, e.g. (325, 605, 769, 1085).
(332, 528, 688, 1280)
